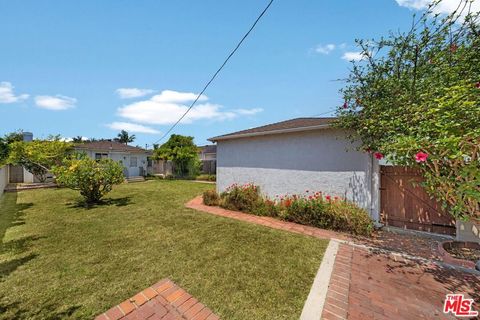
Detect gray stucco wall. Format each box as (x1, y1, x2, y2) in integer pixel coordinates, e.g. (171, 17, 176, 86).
(216, 128, 380, 220)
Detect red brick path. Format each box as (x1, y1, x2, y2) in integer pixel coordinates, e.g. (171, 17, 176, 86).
(322, 244, 480, 319)
(95, 279, 219, 320)
(186, 196, 350, 241)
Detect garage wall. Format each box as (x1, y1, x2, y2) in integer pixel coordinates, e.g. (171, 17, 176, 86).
(216, 128, 380, 220)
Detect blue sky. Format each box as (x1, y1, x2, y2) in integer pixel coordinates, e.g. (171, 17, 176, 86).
(0, 0, 470, 147)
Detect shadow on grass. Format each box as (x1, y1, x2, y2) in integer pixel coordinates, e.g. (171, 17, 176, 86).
(0, 296, 81, 319)
(67, 196, 133, 210)
(0, 193, 38, 280)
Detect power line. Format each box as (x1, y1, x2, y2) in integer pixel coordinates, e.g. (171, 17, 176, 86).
(310, 108, 337, 117)
(152, 0, 275, 146)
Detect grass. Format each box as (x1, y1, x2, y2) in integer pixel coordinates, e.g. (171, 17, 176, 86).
(0, 180, 328, 319)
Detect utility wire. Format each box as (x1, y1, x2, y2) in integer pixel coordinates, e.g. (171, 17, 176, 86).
(152, 0, 275, 146)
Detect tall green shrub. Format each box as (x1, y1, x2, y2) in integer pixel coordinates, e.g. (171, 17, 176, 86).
(53, 157, 124, 204)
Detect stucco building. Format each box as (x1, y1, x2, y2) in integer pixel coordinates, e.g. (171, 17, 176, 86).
(209, 118, 381, 223)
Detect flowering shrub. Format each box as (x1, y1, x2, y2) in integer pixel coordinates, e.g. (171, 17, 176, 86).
(202, 189, 220, 206)
(220, 184, 263, 213)
(203, 184, 373, 236)
(336, 5, 480, 220)
(276, 192, 373, 236)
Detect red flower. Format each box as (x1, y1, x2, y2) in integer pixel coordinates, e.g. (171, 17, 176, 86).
(415, 152, 428, 163)
(334, 196, 339, 201)
(374, 152, 384, 160)
(343, 102, 348, 109)
(325, 195, 331, 201)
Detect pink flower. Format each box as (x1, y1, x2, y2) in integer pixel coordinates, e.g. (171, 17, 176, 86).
(374, 152, 384, 160)
(415, 152, 428, 163)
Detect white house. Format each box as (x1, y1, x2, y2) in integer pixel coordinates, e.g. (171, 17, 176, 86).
(74, 140, 150, 178)
(209, 118, 381, 223)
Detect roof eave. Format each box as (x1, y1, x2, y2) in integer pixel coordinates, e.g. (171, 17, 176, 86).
(208, 124, 332, 142)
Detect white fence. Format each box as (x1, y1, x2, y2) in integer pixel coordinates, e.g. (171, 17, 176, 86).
(0, 165, 9, 196)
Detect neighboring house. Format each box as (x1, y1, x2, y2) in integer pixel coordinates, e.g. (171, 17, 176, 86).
(209, 118, 381, 223)
(198, 145, 217, 161)
(74, 140, 150, 178)
(198, 145, 217, 175)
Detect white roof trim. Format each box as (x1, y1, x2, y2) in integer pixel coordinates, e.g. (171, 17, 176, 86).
(209, 124, 332, 142)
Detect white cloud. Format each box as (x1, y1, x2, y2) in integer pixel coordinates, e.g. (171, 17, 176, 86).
(116, 88, 156, 99)
(341, 51, 368, 61)
(0, 82, 29, 104)
(34, 95, 77, 110)
(314, 44, 336, 54)
(60, 136, 89, 142)
(106, 122, 161, 134)
(395, 0, 480, 16)
(117, 90, 262, 125)
(234, 108, 264, 115)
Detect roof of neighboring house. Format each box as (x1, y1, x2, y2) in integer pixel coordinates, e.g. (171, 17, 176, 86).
(209, 117, 336, 141)
(74, 140, 149, 154)
(198, 145, 217, 153)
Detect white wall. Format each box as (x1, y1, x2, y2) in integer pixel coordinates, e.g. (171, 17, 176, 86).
(216, 129, 380, 220)
(81, 150, 147, 177)
(0, 165, 9, 196)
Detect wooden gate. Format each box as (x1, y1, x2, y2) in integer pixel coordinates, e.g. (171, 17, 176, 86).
(9, 165, 24, 183)
(380, 166, 455, 235)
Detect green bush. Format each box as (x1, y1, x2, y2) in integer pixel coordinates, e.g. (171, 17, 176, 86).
(278, 194, 373, 236)
(203, 189, 220, 206)
(196, 174, 216, 182)
(53, 157, 124, 204)
(220, 184, 263, 213)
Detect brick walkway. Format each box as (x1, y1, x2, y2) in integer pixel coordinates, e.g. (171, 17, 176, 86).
(95, 279, 219, 320)
(187, 196, 480, 319)
(322, 244, 480, 319)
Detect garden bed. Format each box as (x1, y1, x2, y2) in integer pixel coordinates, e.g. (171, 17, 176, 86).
(438, 241, 480, 269)
(203, 184, 374, 236)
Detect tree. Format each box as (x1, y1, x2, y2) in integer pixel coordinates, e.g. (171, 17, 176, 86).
(115, 130, 136, 145)
(8, 140, 73, 182)
(53, 157, 124, 204)
(72, 136, 85, 143)
(0, 130, 24, 164)
(335, 1, 480, 220)
(154, 134, 200, 177)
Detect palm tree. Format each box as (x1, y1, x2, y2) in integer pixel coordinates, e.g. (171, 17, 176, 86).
(116, 130, 136, 145)
(72, 136, 84, 143)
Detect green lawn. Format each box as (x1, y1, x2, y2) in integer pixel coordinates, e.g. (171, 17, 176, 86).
(0, 180, 328, 319)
